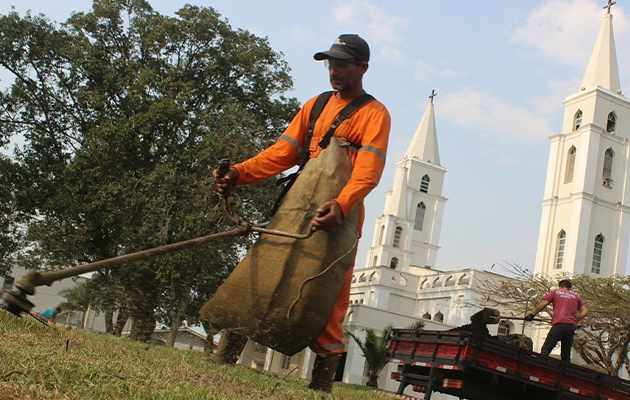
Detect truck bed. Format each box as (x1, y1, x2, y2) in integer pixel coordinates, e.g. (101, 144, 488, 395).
(387, 329, 630, 400)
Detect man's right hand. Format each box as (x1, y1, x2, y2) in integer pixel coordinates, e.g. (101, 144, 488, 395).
(212, 167, 239, 195)
(524, 313, 535, 322)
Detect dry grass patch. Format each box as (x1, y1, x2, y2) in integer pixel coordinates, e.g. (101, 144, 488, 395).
(1, 310, 401, 400)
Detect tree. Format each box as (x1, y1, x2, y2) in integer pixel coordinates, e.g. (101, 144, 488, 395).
(0, 156, 23, 277)
(349, 324, 393, 388)
(348, 321, 424, 388)
(0, 0, 299, 341)
(568, 274, 630, 377)
(475, 262, 630, 377)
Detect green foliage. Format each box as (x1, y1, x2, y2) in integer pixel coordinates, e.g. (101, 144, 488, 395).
(477, 262, 630, 377)
(0, 0, 300, 340)
(349, 324, 394, 389)
(59, 283, 93, 313)
(406, 320, 425, 331)
(0, 155, 23, 276)
(1, 310, 399, 399)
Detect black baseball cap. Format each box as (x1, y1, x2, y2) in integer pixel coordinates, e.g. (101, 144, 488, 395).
(313, 34, 370, 62)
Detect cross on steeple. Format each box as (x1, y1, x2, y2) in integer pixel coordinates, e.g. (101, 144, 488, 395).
(429, 89, 437, 104)
(604, 0, 616, 14)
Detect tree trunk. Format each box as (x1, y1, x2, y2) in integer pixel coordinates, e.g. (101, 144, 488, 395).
(204, 334, 215, 355)
(366, 374, 379, 388)
(130, 314, 156, 342)
(113, 308, 130, 336)
(128, 286, 157, 342)
(202, 320, 217, 355)
(104, 309, 114, 334)
(166, 294, 189, 347)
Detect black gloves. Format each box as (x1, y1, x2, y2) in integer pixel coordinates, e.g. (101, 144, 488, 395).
(524, 313, 535, 322)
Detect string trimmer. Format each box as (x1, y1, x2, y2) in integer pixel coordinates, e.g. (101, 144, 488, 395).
(1, 159, 312, 318)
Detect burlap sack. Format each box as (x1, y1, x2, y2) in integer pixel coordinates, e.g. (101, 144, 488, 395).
(200, 137, 359, 355)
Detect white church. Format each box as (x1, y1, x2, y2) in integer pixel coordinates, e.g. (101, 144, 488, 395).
(254, 3, 630, 397)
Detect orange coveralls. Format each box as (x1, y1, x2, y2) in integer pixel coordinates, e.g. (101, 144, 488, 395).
(233, 92, 390, 354)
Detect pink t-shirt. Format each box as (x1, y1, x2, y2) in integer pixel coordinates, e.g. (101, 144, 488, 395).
(544, 289, 585, 326)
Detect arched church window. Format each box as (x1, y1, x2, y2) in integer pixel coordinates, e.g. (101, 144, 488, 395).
(378, 225, 385, 244)
(432, 277, 442, 288)
(445, 276, 455, 286)
(359, 273, 367, 282)
(422, 312, 431, 320)
(603, 148, 614, 187)
(393, 226, 403, 248)
(458, 274, 470, 285)
(369, 272, 377, 281)
(574, 110, 583, 130)
(420, 175, 430, 193)
(351, 274, 357, 284)
(607, 112, 616, 133)
(497, 320, 511, 336)
(390, 257, 399, 269)
(414, 202, 426, 231)
(372, 255, 378, 267)
(434, 311, 444, 323)
(555, 230, 566, 269)
(592, 234, 604, 274)
(565, 146, 576, 184)
(347, 311, 355, 322)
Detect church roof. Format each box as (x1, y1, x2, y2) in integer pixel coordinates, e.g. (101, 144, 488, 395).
(580, 10, 621, 93)
(405, 94, 440, 164)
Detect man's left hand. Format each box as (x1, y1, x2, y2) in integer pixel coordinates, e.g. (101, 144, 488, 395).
(311, 201, 344, 232)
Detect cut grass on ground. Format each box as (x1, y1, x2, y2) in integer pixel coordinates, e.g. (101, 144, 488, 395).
(0, 310, 403, 400)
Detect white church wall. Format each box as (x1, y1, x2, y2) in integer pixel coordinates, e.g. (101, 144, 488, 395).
(554, 135, 582, 200)
(592, 136, 624, 196)
(589, 90, 630, 140)
(406, 160, 445, 195)
(572, 200, 595, 275)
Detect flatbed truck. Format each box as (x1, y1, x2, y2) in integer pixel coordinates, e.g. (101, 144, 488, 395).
(387, 329, 630, 400)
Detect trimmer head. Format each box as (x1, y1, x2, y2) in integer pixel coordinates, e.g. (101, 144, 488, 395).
(0, 288, 34, 317)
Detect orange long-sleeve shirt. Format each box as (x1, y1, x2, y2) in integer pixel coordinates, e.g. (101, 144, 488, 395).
(233, 92, 391, 234)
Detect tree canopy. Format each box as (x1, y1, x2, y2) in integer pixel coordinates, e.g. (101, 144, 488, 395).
(0, 0, 300, 340)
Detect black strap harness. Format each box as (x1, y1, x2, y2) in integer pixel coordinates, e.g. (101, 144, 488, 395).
(274, 91, 375, 211)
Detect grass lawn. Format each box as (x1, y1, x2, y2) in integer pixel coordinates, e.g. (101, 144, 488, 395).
(0, 310, 405, 400)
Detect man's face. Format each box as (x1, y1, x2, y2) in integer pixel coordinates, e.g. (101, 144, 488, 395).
(325, 58, 368, 93)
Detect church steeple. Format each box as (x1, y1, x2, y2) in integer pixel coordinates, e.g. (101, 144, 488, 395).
(405, 90, 440, 165)
(363, 92, 447, 272)
(580, 2, 621, 93)
(534, 0, 630, 279)
(386, 166, 408, 219)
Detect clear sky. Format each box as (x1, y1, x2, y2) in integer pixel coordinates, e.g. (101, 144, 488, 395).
(3, 0, 630, 275)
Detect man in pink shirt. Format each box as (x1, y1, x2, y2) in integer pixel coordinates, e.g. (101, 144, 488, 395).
(526, 279, 589, 362)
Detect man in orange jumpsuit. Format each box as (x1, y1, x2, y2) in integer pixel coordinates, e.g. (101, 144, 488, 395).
(214, 33, 390, 392)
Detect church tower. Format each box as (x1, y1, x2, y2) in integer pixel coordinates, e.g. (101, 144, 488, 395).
(534, 3, 630, 278)
(365, 91, 447, 272)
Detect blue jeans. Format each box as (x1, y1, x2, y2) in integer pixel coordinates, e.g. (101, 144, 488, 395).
(541, 323, 575, 362)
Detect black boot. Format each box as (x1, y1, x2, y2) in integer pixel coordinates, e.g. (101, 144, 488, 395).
(308, 354, 342, 393)
(209, 329, 247, 364)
